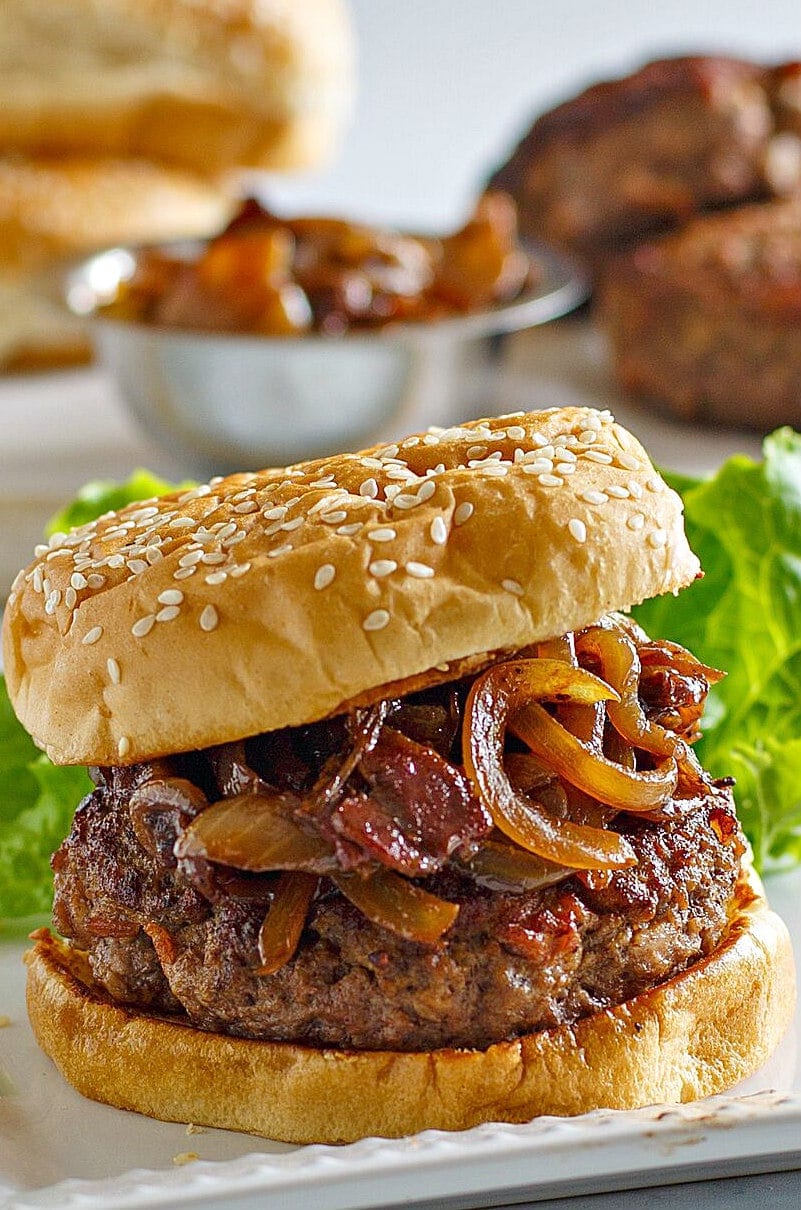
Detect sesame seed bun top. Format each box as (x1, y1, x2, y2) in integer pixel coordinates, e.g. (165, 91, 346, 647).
(2, 407, 700, 767)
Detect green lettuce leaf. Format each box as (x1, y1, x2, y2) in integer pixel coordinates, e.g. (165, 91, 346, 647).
(1, 469, 191, 930)
(46, 468, 194, 537)
(634, 429, 801, 871)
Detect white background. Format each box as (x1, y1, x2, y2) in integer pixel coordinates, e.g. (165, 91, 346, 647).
(267, 0, 801, 228)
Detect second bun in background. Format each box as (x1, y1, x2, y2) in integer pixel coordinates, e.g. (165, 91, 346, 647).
(0, 154, 234, 370)
(0, 0, 355, 178)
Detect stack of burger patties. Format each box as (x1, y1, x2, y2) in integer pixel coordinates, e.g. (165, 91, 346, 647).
(489, 55, 801, 429)
(0, 0, 353, 370)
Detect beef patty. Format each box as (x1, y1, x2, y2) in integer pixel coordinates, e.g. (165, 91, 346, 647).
(51, 630, 744, 1053)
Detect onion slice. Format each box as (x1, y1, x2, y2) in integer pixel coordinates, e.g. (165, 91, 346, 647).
(257, 872, 318, 974)
(511, 702, 677, 811)
(577, 623, 677, 759)
(177, 791, 339, 873)
(460, 839, 573, 891)
(465, 660, 636, 868)
(333, 868, 459, 943)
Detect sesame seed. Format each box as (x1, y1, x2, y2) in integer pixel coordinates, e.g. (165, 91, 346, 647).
(314, 564, 336, 591)
(321, 510, 348, 524)
(204, 571, 227, 585)
(646, 477, 665, 493)
(627, 513, 646, 531)
(65, 586, 77, 609)
(179, 550, 203, 567)
(359, 478, 379, 498)
(368, 528, 397, 542)
(468, 445, 487, 459)
(132, 615, 155, 638)
(606, 485, 630, 499)
(233, 501, 258, 514)
(406, 561, 435, 578)
(107, 658, 121, 685)
(201, 552, 226, 565)
(200, 605, 218, 632)
(556, 462, 576, 475)
(648, 529, 668, 548)
(263, 506, 287, 520)
(158, 589, 184, 606)
(581, 490, 609, 506)
(127, 559, 148, 575)
(482, 464, 510, 477)
(363, 609, 390, 632)
(337, 523, 362, 536)
(454, 502, 474, 527)
(568, 518, 587, 543)
(506, 425, 526, 440)
(117, 736, 131, 759)
(369, 560, 397, 577)
(430, 516, 448, 545)
(402, 435, 420, 448)
(423, 433, 440, 445)
(229, 562, 251, 578)
(521, 459, 553, 475)
(34, 543, 48, 557)
(538, 473, 564, 487)
(156, 605, 180, 623)
(393, 493, 421, 509)
(416, 480, 436, 503)
(87, 574, 105, 588)
(616, 452, 641, 471)
(268, 544, 293, 557)
(82, 625, 103, 645)
(281, 516, 304, 531)
(502, 579, 525, 596)
(169, 516, 196, 529)
(107, 554, 126, 568)
(70, 572, 88, 590)
(583, 449, 613, 464)
(173, 567, 197, 580)
(217, 523, 237, 539)
(579, 430, 598, 445)
(531, 432, 549, 448)
(32, 567, 44, 593)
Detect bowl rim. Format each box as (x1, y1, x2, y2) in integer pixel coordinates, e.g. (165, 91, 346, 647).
(60, 238, 589, 348)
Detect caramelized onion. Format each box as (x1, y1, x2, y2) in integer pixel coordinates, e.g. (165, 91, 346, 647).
(333, 868, 459, 943)
(577, 623, 677, 759)
(257, 872, 318, 974)
(510, 702, 677, 811)
(465, 660, 636, 868)
(460, 840, 573, 892)
(177, 791, 339, 873)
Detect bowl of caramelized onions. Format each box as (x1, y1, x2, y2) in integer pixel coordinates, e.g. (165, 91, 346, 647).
(65, 193, 587, 474)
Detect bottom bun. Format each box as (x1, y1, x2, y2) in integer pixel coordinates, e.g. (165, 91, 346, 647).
(25, 867, 796, 1145)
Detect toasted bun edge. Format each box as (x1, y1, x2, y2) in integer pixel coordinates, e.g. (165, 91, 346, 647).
(24, 864, 796, 1144)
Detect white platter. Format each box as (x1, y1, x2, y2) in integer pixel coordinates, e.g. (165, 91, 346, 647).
(1, 868, 799, 1210)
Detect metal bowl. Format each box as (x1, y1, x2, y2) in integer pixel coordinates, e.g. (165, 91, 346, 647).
(64, 243, 588, 476)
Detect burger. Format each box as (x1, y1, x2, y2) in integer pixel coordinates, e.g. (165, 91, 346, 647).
(3, 406, 795, 1144)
